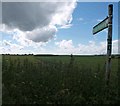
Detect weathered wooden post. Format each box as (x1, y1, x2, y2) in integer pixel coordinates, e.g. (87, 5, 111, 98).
(92, 4, 113, 85)
(105, 4, 113, 85)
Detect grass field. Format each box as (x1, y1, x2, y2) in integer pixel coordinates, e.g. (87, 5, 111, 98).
(2, 54, 119, 104)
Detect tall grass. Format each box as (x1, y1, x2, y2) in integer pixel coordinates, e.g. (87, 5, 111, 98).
(2, 55, 119, 104)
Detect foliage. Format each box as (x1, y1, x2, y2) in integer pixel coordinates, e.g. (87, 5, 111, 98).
(2, 55, 119, 104)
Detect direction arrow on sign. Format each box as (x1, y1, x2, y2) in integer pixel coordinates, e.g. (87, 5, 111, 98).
(93, 16, 109, 35)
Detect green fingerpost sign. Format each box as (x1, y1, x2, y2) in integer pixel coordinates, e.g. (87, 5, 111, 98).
(93, 17, 109, 35)
(92, 4, 113, 85)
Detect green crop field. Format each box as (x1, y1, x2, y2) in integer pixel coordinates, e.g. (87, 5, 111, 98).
(2, 55, 119, 104)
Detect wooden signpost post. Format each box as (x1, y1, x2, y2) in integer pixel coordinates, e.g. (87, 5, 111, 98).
(93, 4, 113, 85)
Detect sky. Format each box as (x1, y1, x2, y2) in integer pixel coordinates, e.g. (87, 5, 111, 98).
(0, 1, 119, 55)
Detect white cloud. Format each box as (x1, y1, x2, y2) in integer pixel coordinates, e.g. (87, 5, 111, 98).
(78, 18, 84, 21)
(112, 39, 119, 54)
(55, 40, 74, 49)
(1, 39, 46, 54)
(0, 27, 47, 54)
(1, 27, 45, 47)
(50, 2, 76, 26)
(55, 39, 119, 55)
(1, 39, 119, 55)
(26, 25, 57, 42)
(3, 40, 11, 46)
(59, 24, 72, 29)
(1, 40, 24, 54)
(1, 1, 77, 53)
(2, 1, 77, 43)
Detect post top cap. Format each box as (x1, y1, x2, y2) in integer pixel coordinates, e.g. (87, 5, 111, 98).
(109, 4, 113, 7)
